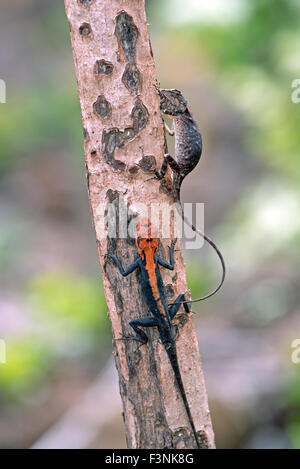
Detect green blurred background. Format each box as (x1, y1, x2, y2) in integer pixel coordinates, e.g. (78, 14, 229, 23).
(0, 0, 299, 449)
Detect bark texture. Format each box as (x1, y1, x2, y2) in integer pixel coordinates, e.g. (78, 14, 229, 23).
(65, 0, 215, 449)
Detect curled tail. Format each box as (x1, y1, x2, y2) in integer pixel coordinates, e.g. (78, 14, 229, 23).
(172, 177, 226, 305)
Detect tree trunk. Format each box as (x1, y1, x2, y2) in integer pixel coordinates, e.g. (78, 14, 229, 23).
(64, 0, 215, 449)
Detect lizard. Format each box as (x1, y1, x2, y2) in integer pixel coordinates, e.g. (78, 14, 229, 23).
(155, 88, 226, 306)
(107, 218, 201, 449)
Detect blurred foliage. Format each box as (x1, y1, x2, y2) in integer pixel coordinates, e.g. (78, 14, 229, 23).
(285, 375, 300, 448)
(28, 272, 109, 340)
(0, 339, 50, 398)
(0, 3, 82, 177)
(38, 0, 71, 49)
(223, 180, 300, 274)
(0, 85, 82, 175)
(165, 0, 300, 184)
(0, 272, 110, 400)
(0, 228, 17, 272)
(185, 257, 217, 313)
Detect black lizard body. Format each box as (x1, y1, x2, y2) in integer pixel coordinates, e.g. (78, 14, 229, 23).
(108, 219, 200, 448)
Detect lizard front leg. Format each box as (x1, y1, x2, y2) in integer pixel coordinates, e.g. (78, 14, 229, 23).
(164, 120, 174, 136)
(116, 317, 159, 353)
(155, 153, 181, 180)
(107, 254, 140, 276)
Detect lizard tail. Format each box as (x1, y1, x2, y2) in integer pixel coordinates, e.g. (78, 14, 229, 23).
(166, 345, 200, 449)
(171, 195, 226, 305)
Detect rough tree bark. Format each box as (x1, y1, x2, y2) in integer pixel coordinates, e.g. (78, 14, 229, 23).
(64, 0, 215, 449)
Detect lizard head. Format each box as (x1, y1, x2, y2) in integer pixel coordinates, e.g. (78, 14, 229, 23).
(159, 89, 188, 116)
(136, 218, 158, 259)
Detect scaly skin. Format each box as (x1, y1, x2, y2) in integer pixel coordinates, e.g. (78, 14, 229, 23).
(159, 88, 202, 202)
(107, 219, 200, 449)
(157, 89, 225, 305)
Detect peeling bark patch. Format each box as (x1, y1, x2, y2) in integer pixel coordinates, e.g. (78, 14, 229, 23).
(83, 128, 89, 141)
(102, 129, 126, 170)
(129, 165, 139, 174)
(131, 99, 149, 134)
(159, 179, 172, 196)
(115, 12, 141, 95)
(122, 63, 141, 93)
(128, 355, 138, 379)
(138, 155, 156, 173)
(106, 189, 118, 204)
(104, 192, 137, 314)
(173, 428, 195, 449)
(176, 314, 188, 330)
(102, 100, 148, 170)
(78, 0, 94, 7)
(123, 127, 135, 140)
(95, 59, 114, 76)
(79, 22, 92, 36)
(165, 284, 175, 299)
(103, 129, 123, 155)
(93, 95, 112, 119)
(116, 290, 124, 311)
(197, 430, 210, 449)
(115, 11, 139, 63)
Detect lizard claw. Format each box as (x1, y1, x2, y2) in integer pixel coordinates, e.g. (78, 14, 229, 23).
(145, 169, 162, 182)
(133, 344, 143, 354)
(106, 253, 117, 261)
(145, 175, 158, 182)
(114, 335, 133, 342)
(114, 336, 145, 352)
(171, 238, 178, 249)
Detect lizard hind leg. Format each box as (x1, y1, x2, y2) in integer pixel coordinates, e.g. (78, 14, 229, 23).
(116, 317, 159, 353)
(169, 293, 191, 320)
